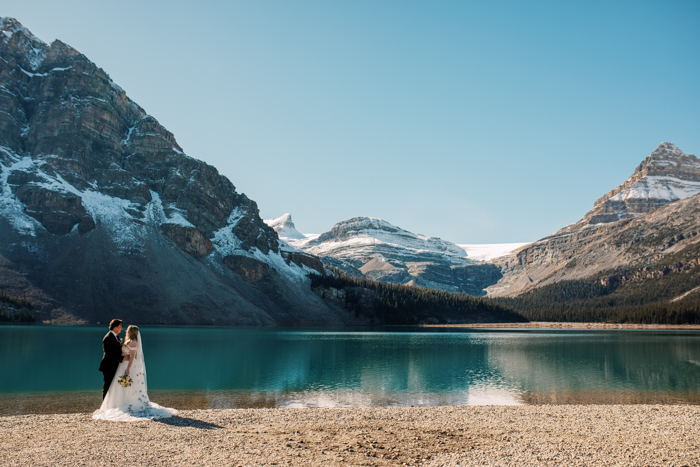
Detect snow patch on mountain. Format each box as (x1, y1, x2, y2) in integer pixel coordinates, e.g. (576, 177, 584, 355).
(80, 191, 142, 249)
(13, 157, 147, 250)
(19, 66, 72, 78)
(0, 151, 40, 236)
(0, 153, 150, 250)
(216, 210, 312, 283)
(211, 207, 246, 255)
(145, 191, 195, 228)
(457, 243, 530, 261)
(0, 145, 311, 281)
(608, 176, 700, 206)
(255, 247, 314, 283)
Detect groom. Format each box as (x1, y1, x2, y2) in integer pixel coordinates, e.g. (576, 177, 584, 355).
(98, 319, 130, 400)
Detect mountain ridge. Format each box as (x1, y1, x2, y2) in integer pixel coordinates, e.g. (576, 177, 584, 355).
(265, 215, 509, 295)
(487, 143, 700, 299)
(2, 18, 698, 324)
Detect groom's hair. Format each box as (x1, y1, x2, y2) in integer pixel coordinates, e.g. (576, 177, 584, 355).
(109, 319, 123, 330)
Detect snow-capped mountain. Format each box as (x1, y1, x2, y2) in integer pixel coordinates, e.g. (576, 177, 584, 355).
(264, 213, 307, 241)
(267, 216, 504, 295)
(0, 18, 348, 325)
(488, 143, 700, 297)
(304, 217, 470, 263)
(266, 214, 528, 264)
(580, 142, 700, 226)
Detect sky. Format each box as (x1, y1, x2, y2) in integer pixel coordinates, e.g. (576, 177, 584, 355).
(3, 0, 699, 243)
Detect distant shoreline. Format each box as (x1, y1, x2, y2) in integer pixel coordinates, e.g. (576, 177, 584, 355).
(4, 321, 700, 329)
(422, 322, 700, 330)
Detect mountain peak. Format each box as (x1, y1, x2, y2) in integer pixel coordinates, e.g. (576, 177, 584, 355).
(278, 213, 295, 227)
(329, 217, 399, 236)
(306, 216, 467, 260)
(1, 17, 49, 71)
(1, 17, 39, 42)
(649, 141, 681, 158)
(583, 143, 700, 226)
(634, 142, 700, 178)
(264, 213, 306, 240)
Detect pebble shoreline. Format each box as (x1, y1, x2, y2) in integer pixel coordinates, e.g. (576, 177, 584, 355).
(2, 405, 699, 466)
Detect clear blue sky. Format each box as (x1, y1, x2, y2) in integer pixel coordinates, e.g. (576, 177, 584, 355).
(4, 1, 699, 243)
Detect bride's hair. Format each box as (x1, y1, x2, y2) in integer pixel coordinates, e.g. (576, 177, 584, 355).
(124, 325, 139, 346)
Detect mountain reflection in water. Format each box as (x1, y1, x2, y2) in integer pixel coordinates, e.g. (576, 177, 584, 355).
(1, 326, 699, 414)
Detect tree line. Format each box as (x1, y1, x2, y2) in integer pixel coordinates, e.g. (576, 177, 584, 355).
(491, 244, 700, 324)
(310, 271, 527, 325)
(0, 289, 35, 323)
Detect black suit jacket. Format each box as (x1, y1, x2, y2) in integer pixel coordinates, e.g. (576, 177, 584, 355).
(98, 331, 124, 373)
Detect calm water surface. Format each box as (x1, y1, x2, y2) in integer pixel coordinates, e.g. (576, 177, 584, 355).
(2, 325, 700, 414)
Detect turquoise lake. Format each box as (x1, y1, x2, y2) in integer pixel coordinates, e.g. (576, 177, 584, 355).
(2, 326, 700, 414)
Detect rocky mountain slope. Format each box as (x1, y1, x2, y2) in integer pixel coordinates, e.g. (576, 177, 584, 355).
(0, 18, 352, 325)
(487, 143, 700, 298)
(573, 142, 700, 228)
(265, 215, 504, 296)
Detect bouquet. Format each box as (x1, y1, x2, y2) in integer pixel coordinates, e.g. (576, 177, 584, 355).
(118, 375, 132, 387)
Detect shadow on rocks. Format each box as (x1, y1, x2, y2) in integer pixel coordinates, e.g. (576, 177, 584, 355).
(155, 416, 223, 430)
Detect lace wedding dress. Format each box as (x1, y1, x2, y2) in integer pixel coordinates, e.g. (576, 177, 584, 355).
(93, 330, 177, 422)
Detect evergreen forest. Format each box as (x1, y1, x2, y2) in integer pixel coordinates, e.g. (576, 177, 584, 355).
(310, 271, 527, 325)
(0, 290, 35, 322)
(491, 242, 700, 324)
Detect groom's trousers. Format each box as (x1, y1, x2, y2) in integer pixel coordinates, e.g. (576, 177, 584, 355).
(102, 369, 116, 400)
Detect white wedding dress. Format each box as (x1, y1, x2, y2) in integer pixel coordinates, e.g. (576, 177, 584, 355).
(93, 330, 177, 422)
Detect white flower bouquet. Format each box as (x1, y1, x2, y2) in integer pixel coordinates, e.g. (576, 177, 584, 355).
(118, 375, 132, 387)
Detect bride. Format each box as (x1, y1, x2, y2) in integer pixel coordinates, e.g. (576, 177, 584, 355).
(93, 325, 177, 421)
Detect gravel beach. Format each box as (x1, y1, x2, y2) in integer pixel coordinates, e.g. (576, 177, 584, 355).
(2, 405, 698, 466)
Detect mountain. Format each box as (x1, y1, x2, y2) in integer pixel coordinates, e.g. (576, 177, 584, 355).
(5, 18, 692, 324)
(490, 194, 700, 324)
(574, 142, 700, 228)
(0, 18, 352, 325)
(487, 143, 700, 299)
(267, 216, 504, 295)
(265, 213, 307, 241)
(304, 217, 469, 261)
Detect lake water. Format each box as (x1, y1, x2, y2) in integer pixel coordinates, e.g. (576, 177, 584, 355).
(2, 325, 700, 415)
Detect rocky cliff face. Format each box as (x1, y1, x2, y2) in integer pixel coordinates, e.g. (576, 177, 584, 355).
(487, 143, 700, 298)
(0, 18, 348, 325)
(0, 18, 278, 249)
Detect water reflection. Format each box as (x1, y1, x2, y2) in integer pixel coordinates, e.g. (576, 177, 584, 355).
(486, 332, 700, 393)
(1, 326, 700, 414)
